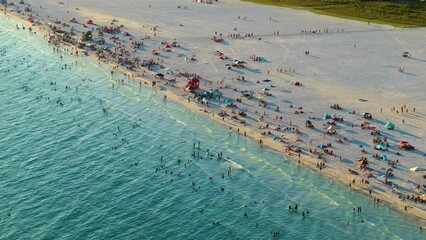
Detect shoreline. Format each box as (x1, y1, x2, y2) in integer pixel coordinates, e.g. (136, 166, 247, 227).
(2, 2, 426, 227)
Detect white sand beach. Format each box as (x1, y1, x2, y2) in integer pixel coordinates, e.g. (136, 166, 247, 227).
(3, 0, 426, 224)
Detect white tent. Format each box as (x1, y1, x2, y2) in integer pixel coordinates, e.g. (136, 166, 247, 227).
(410, 167, 426, 172)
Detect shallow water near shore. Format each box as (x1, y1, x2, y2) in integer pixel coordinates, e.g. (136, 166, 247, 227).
(0, 16, 424, 239)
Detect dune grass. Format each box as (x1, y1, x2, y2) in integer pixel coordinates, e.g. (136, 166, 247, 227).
(241, 0, 426, 27)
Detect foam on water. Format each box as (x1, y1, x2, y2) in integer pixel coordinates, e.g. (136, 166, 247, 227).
(0, 16, 424, 240)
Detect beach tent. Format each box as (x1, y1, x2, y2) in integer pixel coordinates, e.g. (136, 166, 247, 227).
(305, 119, 312, 124)
(241, 90, 253, 97)
(377, 175, 386, 181)
(376, 143, 385, 150)
(362, 112, 372, 119)
(380, 155, 388, 161)
(262, 88, 270, 91)
(317, 145, 328, 149)
(86, 19, 94, 24)
(410, 167, 426, 172)
(322, 113, 331, 120)
(233, 60, 247, 65)
(385, 122, 395, 130)
(155, 73, 164, 79)
(258, 57, 266, 61)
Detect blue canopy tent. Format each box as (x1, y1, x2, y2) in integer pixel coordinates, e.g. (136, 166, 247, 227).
(385, 121, 395, 130)
(322, 113, 331, 120)
(376, 143, 386, 150)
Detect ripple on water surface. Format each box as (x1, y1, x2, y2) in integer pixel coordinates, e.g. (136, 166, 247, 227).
(0, 16, 423, 240)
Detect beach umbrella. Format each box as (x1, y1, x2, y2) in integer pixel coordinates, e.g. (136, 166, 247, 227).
(86, 19, 93, 24)
(317, 145, 328, 149)
(327, 125, 334, 130)
(380, 155, 388, 161)
(305, 119, 312, 124)
(386, 168, 393, 172)
(262, 79, 272, 82)
(262, 87, 270, 91)
(398, 141, 408, 145)
(410, 167, 426, 172)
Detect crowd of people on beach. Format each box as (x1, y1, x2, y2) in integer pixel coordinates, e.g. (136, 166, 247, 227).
(2, 0, 425, 232)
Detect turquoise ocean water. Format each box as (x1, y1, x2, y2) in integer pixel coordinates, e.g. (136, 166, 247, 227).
(0, 16, 424, 239)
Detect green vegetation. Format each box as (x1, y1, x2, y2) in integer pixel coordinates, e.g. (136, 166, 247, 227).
(241, 0, 426, 27)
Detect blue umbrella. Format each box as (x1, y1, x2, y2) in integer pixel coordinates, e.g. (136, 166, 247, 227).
(317, 145, 328, 149)
(262, 79, 272, 82)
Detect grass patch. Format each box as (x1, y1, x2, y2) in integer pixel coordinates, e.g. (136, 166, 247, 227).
(241, 0, 426, 27)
